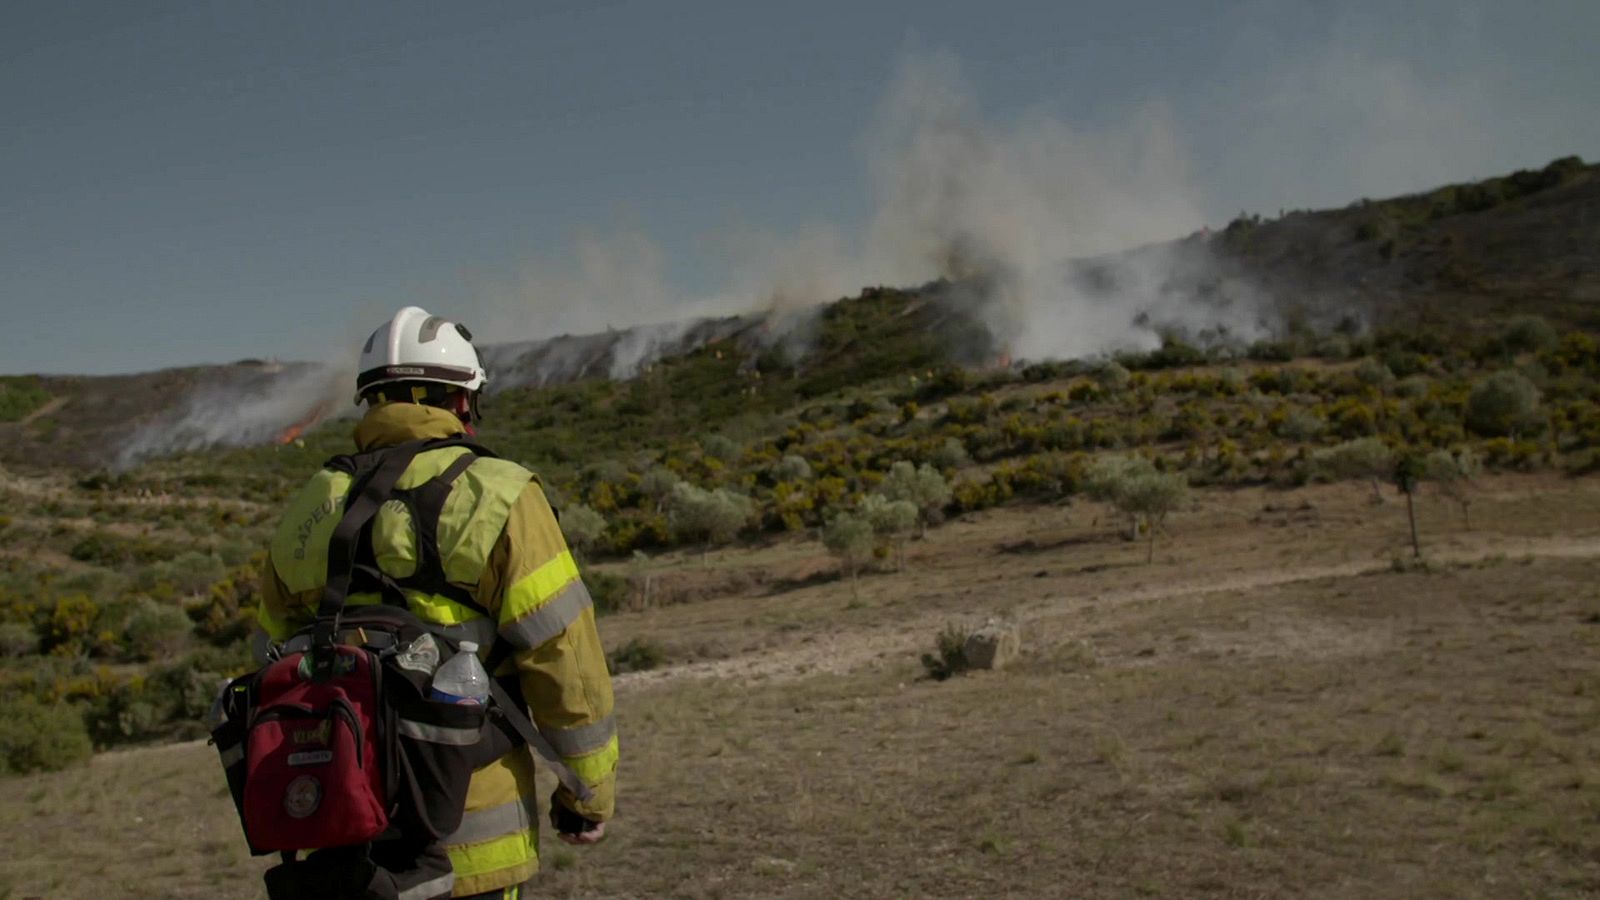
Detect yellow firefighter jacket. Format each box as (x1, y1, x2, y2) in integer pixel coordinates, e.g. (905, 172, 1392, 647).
(258, 402, 618, 896)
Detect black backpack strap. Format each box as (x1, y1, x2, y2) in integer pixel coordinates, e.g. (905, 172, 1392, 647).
(486, 678, 595, 804)
(310, 440, 428, 680)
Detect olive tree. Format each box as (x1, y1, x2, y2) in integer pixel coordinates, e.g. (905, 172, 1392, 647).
(666, 482, 754, 562)
(1085, 455, 1190, 560)
(858, 493, 918, 571)
(878, 460, 952, 536)
(1425, 447, 1482, 528)
(822, 512, 875, 595)
(1085, 455, 1155, 539)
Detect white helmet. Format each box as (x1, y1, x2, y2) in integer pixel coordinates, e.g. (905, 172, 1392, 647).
(355, 306, 488, 404)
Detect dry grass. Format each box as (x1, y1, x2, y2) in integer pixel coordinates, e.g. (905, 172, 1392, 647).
(3, 474, 1599, 898)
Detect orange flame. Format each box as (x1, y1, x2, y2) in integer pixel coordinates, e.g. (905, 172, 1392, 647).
(277, 402, 332, 445)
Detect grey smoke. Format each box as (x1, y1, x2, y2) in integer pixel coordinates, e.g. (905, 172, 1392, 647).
(116, 362, 351, 468)
(116, 22, 1595, 461)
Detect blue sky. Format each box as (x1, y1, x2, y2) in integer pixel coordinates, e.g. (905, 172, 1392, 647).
(2, 0, 1596, 375)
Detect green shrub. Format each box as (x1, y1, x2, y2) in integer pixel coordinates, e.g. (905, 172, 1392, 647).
(606, 637, 664, 674)
(0, 621, 39, 658)
(1466, 371, 1542, 437)
(1497, 316, 1557, 354)
(773, 454, 813, 482)
(666, 483, 755, 554)
(0, 696, 92, 775)
(84, 659, 221, 745)
(1276, 409, 1325, 441)
(700, 434, 739, 461)
(560, 503, 608, 558)
(1354, 357, 1394, 387)
(920, 624, 971, 681)
(125, 598, 192, 662)
(878, 461, 951, 533)
(584, 570, 630, 615)
(41, 594, 100, 657)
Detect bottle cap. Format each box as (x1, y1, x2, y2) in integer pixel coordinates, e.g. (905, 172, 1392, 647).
(459, 641, 479, 653)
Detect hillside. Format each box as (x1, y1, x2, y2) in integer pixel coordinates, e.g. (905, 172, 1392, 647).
(2, 153, 1600, 772)
(2, 156, 1600, 898)
(1, 155, 1595, 474)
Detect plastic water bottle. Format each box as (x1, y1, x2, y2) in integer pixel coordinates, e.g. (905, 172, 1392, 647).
(429, 641, 490, 705)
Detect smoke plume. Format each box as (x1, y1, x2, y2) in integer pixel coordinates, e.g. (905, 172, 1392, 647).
(116, 362, 352, 468)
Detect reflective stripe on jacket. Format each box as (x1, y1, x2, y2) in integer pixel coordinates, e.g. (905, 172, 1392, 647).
(258, 402, 618, 897)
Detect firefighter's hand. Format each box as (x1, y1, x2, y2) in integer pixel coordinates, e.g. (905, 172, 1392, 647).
(557, 821, 607, 845)
(551, 799, 607, 844)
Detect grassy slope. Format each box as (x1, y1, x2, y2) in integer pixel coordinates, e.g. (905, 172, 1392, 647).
(2, 475, 1597, 898)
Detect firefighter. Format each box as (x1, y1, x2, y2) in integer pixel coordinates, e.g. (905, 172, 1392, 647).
(256, 306, 617, 898)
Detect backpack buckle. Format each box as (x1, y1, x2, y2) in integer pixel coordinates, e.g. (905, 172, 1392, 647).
(308, 622, 338, 682)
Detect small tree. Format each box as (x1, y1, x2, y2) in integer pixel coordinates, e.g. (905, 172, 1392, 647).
(1085, 455, 1189, 559)
(638, 467, 682, 513)
(878, 460, 952, 536)
(1120, 469, 1190, 563)
(858, 493, 918, 571)
(1425, 447, 1482, 528)
(1311, 437, 1394, 503)
(822, 512, 875, 596)
(1085, 455, 1154, 539)
(1393, 453, 1425, 559)
(1466, 371, 1541, 437)
(560, 503, 608, 560)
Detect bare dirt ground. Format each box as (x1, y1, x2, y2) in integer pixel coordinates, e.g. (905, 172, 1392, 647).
(2, 474, 1598, 898)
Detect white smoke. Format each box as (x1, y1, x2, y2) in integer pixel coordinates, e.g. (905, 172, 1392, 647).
(478, 51, 1265, 374)
(855, 52, 1260, 359)
(116, 362, 351, 468)
(114, 27, 1594, 461)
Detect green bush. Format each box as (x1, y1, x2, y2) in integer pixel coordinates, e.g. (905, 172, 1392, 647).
(0, 696, 92, 775)
(606, 637, 664, 674)
(584, 570, 630, 615)
(125, 598, 192, 662)
(84, 659, 221, 746)
(560, 503, 608, 558)
(1466, 371, 1542, 437)
(1501, 316, 1558, 354)
(0, 621, 38, 658)
(920, 624, 971, 681)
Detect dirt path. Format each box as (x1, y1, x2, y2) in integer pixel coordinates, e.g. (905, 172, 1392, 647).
(8, 394, 68, 428)
(613, 533, 1600, 691)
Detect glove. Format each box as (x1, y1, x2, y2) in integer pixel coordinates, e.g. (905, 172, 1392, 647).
(550, 798, 602, 836)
